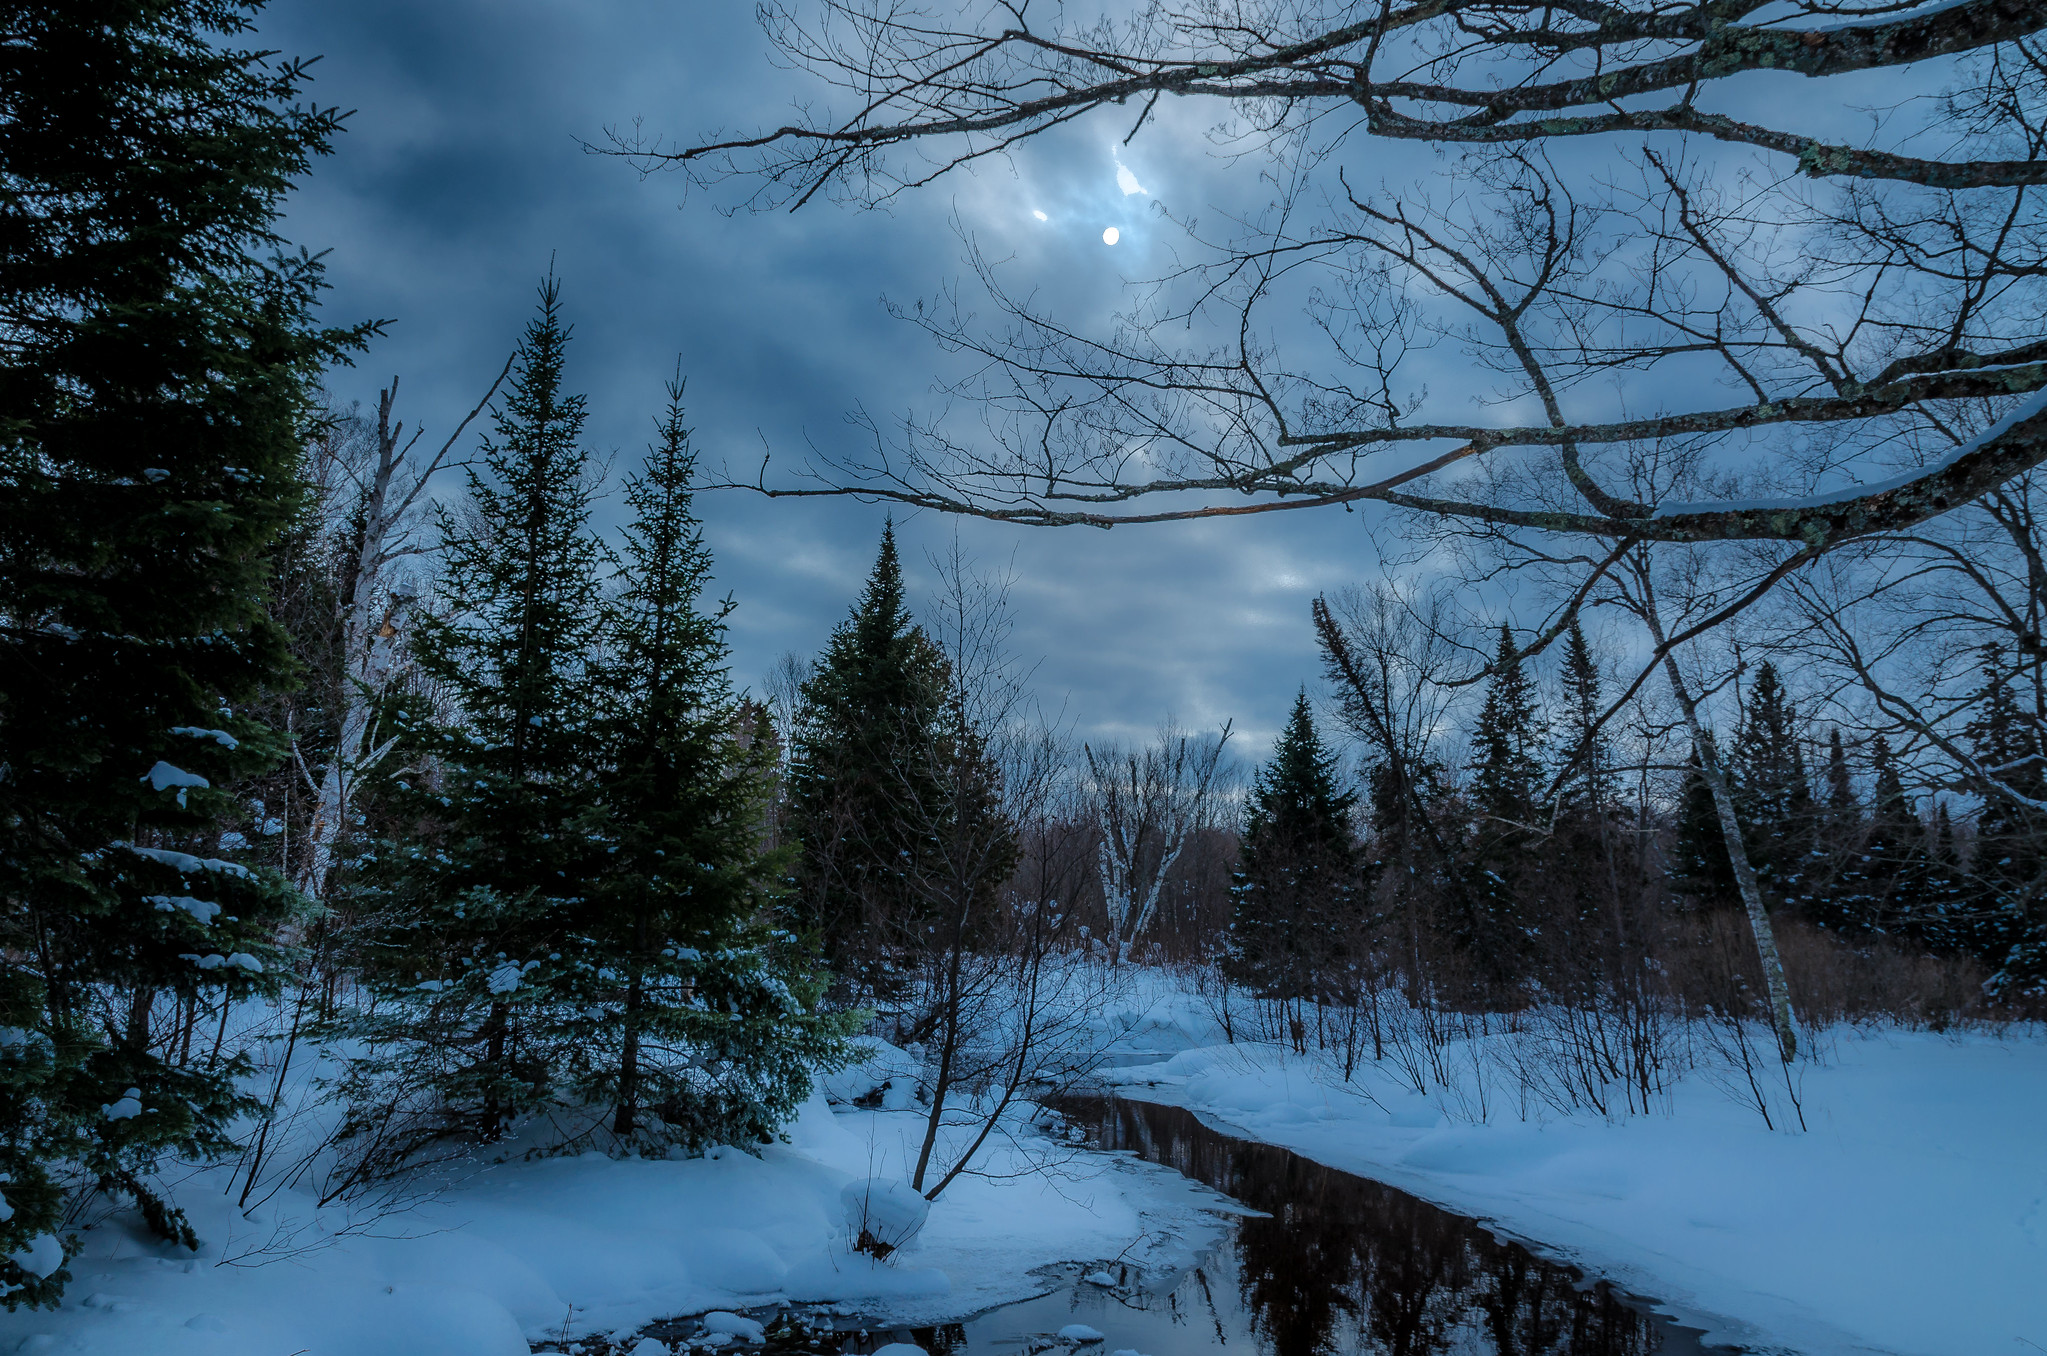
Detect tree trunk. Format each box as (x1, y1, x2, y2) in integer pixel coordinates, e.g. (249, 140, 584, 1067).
(1640, 604, 1799, 1063)
(613, 971, 643, 1137)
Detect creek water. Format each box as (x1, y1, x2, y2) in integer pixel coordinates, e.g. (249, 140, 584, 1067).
(838, 1093, 1728, 1356)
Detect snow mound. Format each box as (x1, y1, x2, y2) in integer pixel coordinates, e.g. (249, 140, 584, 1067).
(8, 1233, 62, 1279)
(1058, 1323, 1105, 1342)
(1082, 1270, 1117, 1286)
(872, 1345, 928, 1356)
(841, 1178, 930, 1256)
(625, 1340, 670, 1356)
(698, 1310, 763, 1341)
(817, 1037, 922, 1109)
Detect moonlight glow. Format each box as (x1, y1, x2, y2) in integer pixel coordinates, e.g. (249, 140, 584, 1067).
(1102, 227, 1119, 245)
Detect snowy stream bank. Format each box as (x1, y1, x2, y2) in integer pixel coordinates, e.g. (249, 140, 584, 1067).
(2, 990, 2040, 1356)
(1100, 1024, 2047, 1356)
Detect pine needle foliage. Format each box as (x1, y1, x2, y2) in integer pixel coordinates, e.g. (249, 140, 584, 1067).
(1731, 662, 1815, 908)
(0, 0, 366, 1302)
(1465, 625, 1545, 984)
(785, 525, 949, 1002)
(351, 277, 609, 1142)
(568, 378, 850, 1153)
(1227, 693, 1359, 1002)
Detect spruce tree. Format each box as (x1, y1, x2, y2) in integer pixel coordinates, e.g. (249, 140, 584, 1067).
(353, 277, 607, 1140)
(1812, 729, 1872, 931)
(1670, 743, 1738, 909)
(1732, 663, 1815, 909)
(568, 379, 847, 1151)
(1555, 620, 1616, 816)
(0, 0, 363, 1299)
(1464, 625, 1544, 988)
(785, 524, 948, 1001)
(1961, 645, 2047, 996)
(1823, 729, 1857, 828)
(1227, 693, 1360, 1003)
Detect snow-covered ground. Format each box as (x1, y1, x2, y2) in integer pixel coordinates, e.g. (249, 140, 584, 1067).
(0, 1036, 1223, 1356)
(1097, 993, 2047, 1356)
(8, 978, 2041, 1356)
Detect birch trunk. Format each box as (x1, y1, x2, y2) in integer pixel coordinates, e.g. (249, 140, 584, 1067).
(1639, 600, 1799, 1064)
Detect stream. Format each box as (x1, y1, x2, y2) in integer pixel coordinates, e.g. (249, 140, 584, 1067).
(618, 1093, 1734, 1356)
(843, 1093, 1724, 1356)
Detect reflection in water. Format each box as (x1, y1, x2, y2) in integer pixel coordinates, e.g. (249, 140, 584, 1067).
(962, 1095, 1722, 1356)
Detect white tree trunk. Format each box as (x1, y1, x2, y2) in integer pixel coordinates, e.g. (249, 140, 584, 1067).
(297, 366, 507, 899)
(1640, 601, 1799, 1064)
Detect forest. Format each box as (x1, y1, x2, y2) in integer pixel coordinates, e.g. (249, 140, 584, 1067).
(3, 3, 2045, 1353)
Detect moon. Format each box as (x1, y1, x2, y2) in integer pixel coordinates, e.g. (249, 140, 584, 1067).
(1102, 227, 1120, 246)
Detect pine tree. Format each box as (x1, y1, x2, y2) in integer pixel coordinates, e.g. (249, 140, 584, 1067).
(1732, 662, 1815, 910)
(1465, 624, 1545, 989)
(565, 378, 847, 1152)
(1811, 729, 1867, 930)
(1961, 645, 2047, 997)
(0, 0, 364, 1300)
(785, 524, 949, 1001)
(353, 277, 608, 1140)
(1227, 693, 1360, 1003)
(1823, 729, 1856, 825)
(1915, 801, 1970, 954)
(1670, 743, 1738, 909)
(1555, 620, 1617, 816)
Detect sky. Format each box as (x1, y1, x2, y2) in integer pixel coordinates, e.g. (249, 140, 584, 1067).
(254, 0, 1411, 761)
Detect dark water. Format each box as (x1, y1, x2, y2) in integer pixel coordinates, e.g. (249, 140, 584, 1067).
(834, 1095, 1727, 1356)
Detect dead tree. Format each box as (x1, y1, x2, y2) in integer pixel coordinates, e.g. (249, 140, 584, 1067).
(296, 364, 508, 900)
(1083, 721, 1232, 961)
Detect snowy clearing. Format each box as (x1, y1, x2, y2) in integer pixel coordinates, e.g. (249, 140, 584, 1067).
(1102, 1010, 2047, 1356)
(0, 1058, 1224, 1356)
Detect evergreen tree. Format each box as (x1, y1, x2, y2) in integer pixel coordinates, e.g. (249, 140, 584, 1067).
(1808, 727, 1871, 930)
(1961, 645, 2047, 996)
(1732, 662, 1815, 909)
(0, 0, 362, 1300)
(566, 379, 847, 1152)
(1465, 624, 1545, 988)
(1914, 801, 1970, 954)
(1670, 743, 1738, 909)
(1555, 620, 1616, 816)
(353, 277, 608, 1140)
(1227, 693, 1360, 1002)
(1823, 729, 1857, 825)
(785, 525, 949, 1001)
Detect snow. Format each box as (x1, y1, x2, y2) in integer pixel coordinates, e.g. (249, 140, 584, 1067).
(169, 726, 240, 749)
(141, 761, 210, 808)
(841, 1177, 930, 1254)
(7, 966, 2034, 1356)
(1057, 1322, 1105, 1342)
(116, 843, 251, 879)
(697, 1310, 764, 1341)
(102, 1089, 142, 1121)
(1102, 1017, 2047, 1356)
(0, 1026, 1220, 1356)
(871, 1345, 927, 1356)
(9, 1234, 63, 1279)
(816, 1035, 922, 1109)
(147, 895, 222, 926)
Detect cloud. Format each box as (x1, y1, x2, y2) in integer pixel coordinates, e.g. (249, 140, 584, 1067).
(256, 0, 1370, 763)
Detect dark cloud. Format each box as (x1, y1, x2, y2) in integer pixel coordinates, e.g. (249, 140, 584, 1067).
(263, 0, 1404, 760)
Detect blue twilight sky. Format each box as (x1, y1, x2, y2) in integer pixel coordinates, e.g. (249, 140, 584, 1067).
(256, 0, 1414, 759)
